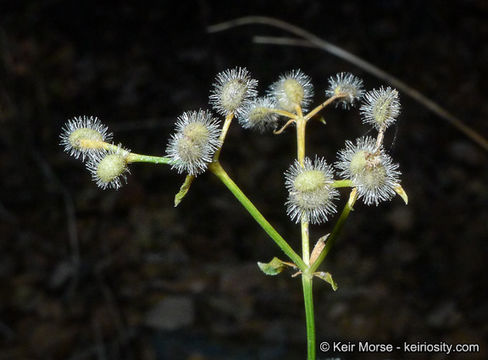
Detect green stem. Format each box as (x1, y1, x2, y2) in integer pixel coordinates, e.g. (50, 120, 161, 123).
(295, 114, 310, 264)
(302, 275, 316, 360)
(332, 179, 353, 188)
(295, 107, 316, 360)
(213, 112, 234, 161)
(126, 153, 174, 164)
(310, 189, 357, 273)
(209, 161, 306, 270)
(301, 219, 310, 266)
(269, 108, 298, 119)
(304, 94, 345, 121)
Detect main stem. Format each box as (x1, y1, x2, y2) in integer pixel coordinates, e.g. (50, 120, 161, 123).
(296, 109, 316, 360)
(302, 274, 315, 360)
(297, 115, 309, 264)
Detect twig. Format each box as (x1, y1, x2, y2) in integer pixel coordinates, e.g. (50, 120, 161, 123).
(208, 16, 488, 151)
(274, 118, 295, 134)
(254, 35, 316, 48)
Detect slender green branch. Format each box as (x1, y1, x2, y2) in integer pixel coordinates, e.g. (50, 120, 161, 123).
(209, 161, 306, 270)
(310, 188, 358, 273)
(79, 139, 174, 165)
(297, 113, 311, 256)
(301, 219, 310, 266)
(296, 117, 306, 166)
(297, 114, 310, 266)
(127, 153, 174, 165)
(302, 276, 316, 360)
(304, 94, 344, 121)
(269, 108, 299, 119)
(214, 112, 234, 161)
(274, 118, 296, 135)
(332, 179, 353, 188)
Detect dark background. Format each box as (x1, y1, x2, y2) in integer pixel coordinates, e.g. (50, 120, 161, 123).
(1, 1, 487, 359)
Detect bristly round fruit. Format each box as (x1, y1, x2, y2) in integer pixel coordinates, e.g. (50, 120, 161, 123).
(336, 137, 401, 206)
(325, 72, 364, 109)
(285, 157, 339, 224)
(209, 67, 258, 118)
(268, 69, 314, 113)
(86, 145, 131, 190)
(238, 97, 279, 132)
(166, 109, 221, 176)
(360, 87, 400, 130)
(60, 116, 112, 161)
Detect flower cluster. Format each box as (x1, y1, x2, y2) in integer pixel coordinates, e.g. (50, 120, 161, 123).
(166, 110, 221, 175)
(86, 144, 131, 190)
(360, 86, 400, 130)
(325, 72, 364, 109)
(60, 68, 404, 217)
(167, 67, 258, 174)
(238, 97, 279, 132)
(59, 116, 112, 161)
(60, 116, 132, 190)
(333, 85, 402, 206)
(336, 137, 400, 205)
(268, 69, 314, 113)
(60, 66, 407, 360)
(285, 157, 338, 224)
(209, 67, 258, 118)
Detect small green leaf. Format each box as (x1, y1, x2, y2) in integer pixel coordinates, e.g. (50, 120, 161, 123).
(314, 271, 338, 291)
(174, 175, 195, 207)
(318, 117, 326, 125)
(257, 257, 286, 276)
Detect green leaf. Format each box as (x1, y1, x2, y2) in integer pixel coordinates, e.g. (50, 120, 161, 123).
(314, 271, 338, 291)
(174, 175, 195, 207)
(257, 257, 286, 276)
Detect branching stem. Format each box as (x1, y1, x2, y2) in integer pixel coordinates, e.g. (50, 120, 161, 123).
(304, 94, 344, 121)
(310, 188, 358, 273)
(126, 153, 173, 165)
(214, 112, 235, 161)
(274, 118, 296, 134)
(294, 104, 316, 360)
(269, 108, 299, 119)
(209, 161, 306, 270)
